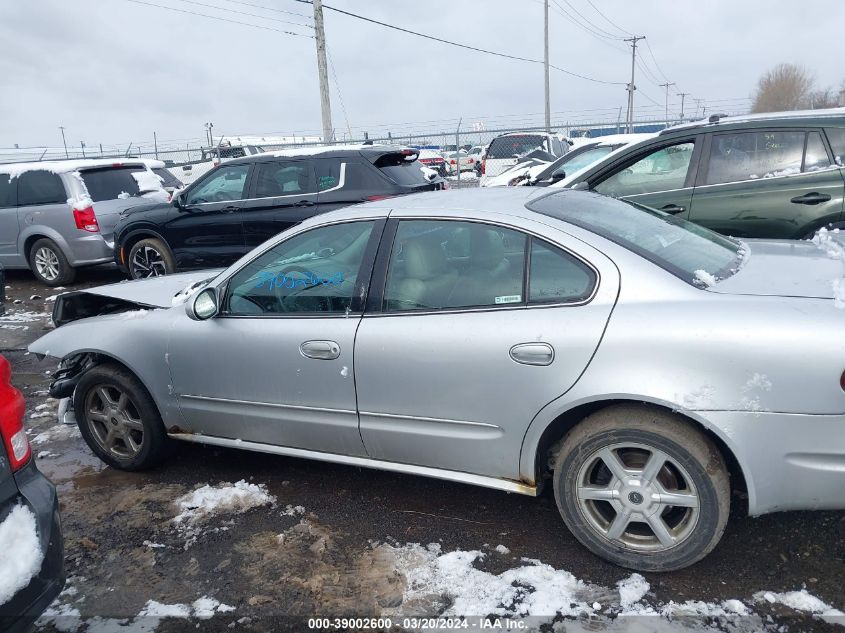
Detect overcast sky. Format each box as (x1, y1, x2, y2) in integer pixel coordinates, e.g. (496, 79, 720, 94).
(2, 0, 844, 151)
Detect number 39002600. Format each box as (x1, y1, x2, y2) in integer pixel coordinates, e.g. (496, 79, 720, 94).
(255, 270, 344, 290)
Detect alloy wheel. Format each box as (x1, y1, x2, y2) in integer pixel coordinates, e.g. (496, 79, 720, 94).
(575, 442, 700, 552)
(34, 246, 60, 281)
(131, 246, 167, 278)
(84, 384, 145, 460)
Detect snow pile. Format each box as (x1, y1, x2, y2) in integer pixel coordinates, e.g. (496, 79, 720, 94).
(693, 269, 717, 287)
(31, 424, 80, 445)
(617, 573, 651, 613)
(172, 480, 275, 527)
(66, 195, 94, 212)
(171, 279, 209, 306)
(387, 544, 601, 618)
(756, 589, 844, 617)
(281, 504, 305, 517)
(121, 309, 150, 320)
(131, 170, 165, 194)
(0, 310, 47, 323)
(0, 505, 44, 605)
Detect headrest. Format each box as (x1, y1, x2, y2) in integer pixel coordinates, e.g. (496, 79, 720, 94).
(404, 238, 447, 280)
(470, 229, 506, 269)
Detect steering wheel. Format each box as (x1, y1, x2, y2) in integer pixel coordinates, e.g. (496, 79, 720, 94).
(214, 191, 237, 202)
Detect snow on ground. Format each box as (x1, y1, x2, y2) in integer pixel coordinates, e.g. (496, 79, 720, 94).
(0, 504, 44, 605)
(0, 309, 49, 330)
(383, 542, 842, 629)
(446, 171, 479, 181)
(31, 423, 80, 445)
(281, 504, 305, 517)
(172, 480, 276, 527)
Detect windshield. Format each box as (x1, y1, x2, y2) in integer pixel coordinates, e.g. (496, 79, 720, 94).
(487, 135, 547, 159)
(528, 192, 742, 286)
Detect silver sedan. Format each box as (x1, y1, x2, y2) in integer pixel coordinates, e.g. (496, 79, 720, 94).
(30, 188, 845, 571)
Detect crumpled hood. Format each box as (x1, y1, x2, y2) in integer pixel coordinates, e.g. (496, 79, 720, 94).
(74, 269, 224, 308)
(710, 238, 843, 299)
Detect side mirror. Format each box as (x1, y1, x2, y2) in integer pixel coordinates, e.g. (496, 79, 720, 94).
(551, 170, 566, 182)
(186, 288, 219, 320)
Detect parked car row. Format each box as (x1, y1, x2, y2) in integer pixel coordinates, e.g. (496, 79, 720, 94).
(0, 159, 173, 285)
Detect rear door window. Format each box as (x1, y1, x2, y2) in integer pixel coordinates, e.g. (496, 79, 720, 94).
(0, 174, 15, 207)
(79, 166, 148, 201)
(314, 158, 344, 191)
(487, 135, 547, 159)
(705, 131, 805, 184)
(17, 171, 66, 206)
(252, 160, 315, 198)
(804, 131, 832, 172)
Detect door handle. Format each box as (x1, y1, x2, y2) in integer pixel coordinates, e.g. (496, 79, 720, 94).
(790, 192, 832, 205)
(300, 340, 340, 360)
(295, 200, 315, 207)
(660, 204, 686, 215)
(222, 205, 240, 213)
(509, 343, 555, 366)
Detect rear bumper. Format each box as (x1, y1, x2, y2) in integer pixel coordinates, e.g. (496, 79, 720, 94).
(702, 410, 845, 515)
(0, 461, 65, 630)
(63, 233, 114, 267)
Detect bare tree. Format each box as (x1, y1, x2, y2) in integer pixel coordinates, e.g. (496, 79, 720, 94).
(808, 87, 839, 109)
(751, 63, 814, 113)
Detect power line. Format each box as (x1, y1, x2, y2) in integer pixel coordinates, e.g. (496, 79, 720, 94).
(174, 0, 314, 28)
(218, 0, 312, 19)
(552, 0, 622, 40)
(582, 0, 632, 36)
(643, 39, 671, 84)
(121, 0, 314, 36)
(326, 47, 352, 140)
(294, 0, 625, 85)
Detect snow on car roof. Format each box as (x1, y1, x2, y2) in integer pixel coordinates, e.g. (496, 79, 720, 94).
(271, 143, 394, 158)
(570, 132, 655, 147)
(0, 158, 148, 178)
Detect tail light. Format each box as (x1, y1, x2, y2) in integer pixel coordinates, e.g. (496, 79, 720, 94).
(0, 356, 30, 472)
(467, 158, 475, 164)
(73, 206, 100, 233)
(450, 159, 456, 165)
(840, 370, 845, 391)
(366, 194, 397, 201)
(481, 158, 486, 175)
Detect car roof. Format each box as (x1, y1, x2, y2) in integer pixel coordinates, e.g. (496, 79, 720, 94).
(661, 107, 845, 135)
(0, 158, 149, 177)
(219, 144, 416, 163)
(360, 183, 557, 215)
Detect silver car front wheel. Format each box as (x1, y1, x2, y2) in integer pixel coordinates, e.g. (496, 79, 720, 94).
(553, 405, 730, 572)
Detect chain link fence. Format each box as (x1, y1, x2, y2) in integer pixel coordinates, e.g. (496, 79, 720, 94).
(0, 116, 696, 190)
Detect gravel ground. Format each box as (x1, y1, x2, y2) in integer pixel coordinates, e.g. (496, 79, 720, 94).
(1, 266, 843, 633)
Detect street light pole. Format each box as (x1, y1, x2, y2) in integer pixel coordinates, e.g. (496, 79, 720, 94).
(543, 0, 551, 132)
(59, 126, 68, 158)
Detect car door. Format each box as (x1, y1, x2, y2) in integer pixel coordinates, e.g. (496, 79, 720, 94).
(353, 215, 619, 480)
(168, 219, 383, 455)
(0, 174, 19, 264)
(167, 163, 253, 268)
(240, 158, 319, 249)
(591, 138, 700, 218)
(688, 129, 845, 238)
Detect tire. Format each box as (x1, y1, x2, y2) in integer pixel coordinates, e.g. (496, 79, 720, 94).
(73, 363, 172, 471)
(128, 238, 176, 279)
(552, 405, 730, 572)
(28, 238, 76, 286)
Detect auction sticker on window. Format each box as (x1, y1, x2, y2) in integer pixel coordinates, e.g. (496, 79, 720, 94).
(495, 295, 521, 305)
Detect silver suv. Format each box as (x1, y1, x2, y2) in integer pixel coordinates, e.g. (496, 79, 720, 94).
(0, 159, 168, 285)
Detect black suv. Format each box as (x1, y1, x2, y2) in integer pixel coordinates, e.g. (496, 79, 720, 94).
(114, 146, 446, 278)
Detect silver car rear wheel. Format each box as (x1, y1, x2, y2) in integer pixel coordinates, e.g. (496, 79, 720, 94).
(553, 405, 730, 572)
(28, 238, 76, 286)
(575, 442, 700, 552)
(34, 247, 60, 281)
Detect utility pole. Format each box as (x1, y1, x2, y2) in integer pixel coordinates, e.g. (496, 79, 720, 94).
(59, 126, 68, 158)
(153, 131, 159, 159)
(678, 92, 690, 121)
(313, 0, 334, 143)
(543, 0, 551, 132)
(624, 36, 645, 133)
(693, 98, 705, 118)
(659, 82, 675, 123)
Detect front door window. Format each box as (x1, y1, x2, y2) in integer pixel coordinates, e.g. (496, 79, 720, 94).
(595, 142, 695, 197)
(185, 164, 250, 205)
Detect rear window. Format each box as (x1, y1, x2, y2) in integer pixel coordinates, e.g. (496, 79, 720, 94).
(528, 192, 742, 286)
(80, 166, 148, 201)
(487, 135, 547, 159)
(0, 173, 15, 207)
(375, 154, 431, 187)
(153, 168, 183, 189)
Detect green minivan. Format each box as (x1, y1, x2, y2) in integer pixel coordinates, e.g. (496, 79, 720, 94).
(561, 109, 845, 239)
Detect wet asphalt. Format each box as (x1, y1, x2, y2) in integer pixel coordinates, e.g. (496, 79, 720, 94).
(1, 265, 843, 633)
